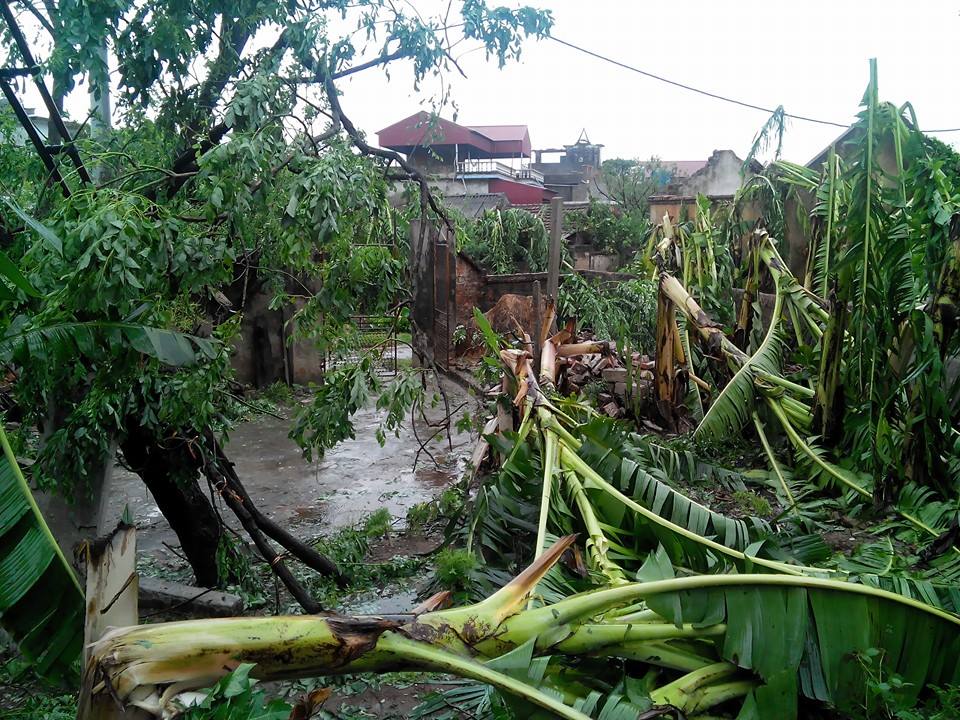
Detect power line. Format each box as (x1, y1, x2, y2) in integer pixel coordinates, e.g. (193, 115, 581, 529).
(549, 35, 960, 134)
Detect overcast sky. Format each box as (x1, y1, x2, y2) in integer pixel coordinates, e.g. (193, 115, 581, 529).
(9, 1, 960, 167)
(337, 0, 960, 165)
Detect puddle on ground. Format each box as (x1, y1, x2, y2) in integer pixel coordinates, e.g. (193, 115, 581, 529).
(103, 381, 476, 553)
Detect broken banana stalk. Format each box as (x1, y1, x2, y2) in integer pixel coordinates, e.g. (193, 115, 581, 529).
(79, 536, 741, 719)
(491, 322, 815, 583)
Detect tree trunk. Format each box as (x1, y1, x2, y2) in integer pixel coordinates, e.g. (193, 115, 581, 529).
(812, 282, 847, 445)
(120, 423, 223, 587)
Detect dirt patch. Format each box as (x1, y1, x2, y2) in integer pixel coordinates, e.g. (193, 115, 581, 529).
(367, 531, 442, 563)
(484, 293, 538, 335)
(329, 682, 447, 718)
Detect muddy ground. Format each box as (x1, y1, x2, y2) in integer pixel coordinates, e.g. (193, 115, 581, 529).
(103, 375, 476, 553)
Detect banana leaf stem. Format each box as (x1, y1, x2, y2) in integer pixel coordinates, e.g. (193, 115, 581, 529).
(593, 639, 716, 672)
(752, 411, 797, 512)
(767, 397, 956, 551)
(505, 403, 535, 467)
(558, 445, 807, 577)
(765, 375, 815, 399)
(377, 634, 592, 720)
(650, 661, 740, 707)
(512, 572, 960, 637)
(533, 429, 558, 561)
(565, 471, 627, 584)
(537, 407, 580, 449)
(554, 623, 726, 655)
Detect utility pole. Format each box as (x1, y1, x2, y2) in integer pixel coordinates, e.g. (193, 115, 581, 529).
(546, 196, 564, 332)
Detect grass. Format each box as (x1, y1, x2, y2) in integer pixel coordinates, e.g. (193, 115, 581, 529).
(731, 489, 773, 518)
(0, 652, 75, 719)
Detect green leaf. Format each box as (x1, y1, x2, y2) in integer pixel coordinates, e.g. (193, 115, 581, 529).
(473, 306, 501, 354)
(0, 425, 83, 684)
(1, 197, 62, 254)
(0, 250, 39, 297)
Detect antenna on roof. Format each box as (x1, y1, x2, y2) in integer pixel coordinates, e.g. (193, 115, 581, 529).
(576, 128, 591, 144)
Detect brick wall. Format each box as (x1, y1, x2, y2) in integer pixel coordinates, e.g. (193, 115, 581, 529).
(456, 254, 486, 323)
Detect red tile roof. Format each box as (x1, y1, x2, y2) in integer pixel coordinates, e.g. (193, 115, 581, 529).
(377, 112, 531, 158)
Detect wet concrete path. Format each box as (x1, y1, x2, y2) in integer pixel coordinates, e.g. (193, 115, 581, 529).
(103, 376, 477, 555)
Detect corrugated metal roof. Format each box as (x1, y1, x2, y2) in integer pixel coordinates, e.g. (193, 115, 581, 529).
(468, 124, 529, 142)
(377, 112, 532, 158)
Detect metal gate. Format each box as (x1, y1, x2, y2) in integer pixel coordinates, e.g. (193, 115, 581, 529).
(432, 230, 456, 371)
(323, 314, 399, 377)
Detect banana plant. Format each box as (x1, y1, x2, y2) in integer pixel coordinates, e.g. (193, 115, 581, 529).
(663, 231, 960, 572)
(469, 303, 819, 588)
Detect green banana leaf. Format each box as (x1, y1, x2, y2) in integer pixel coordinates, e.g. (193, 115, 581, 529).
(0, 424, 84, 683)
(630, 575, 960, 718)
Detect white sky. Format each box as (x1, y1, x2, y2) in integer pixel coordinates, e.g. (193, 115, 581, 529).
(337, 0, 960, 165)
(10, 0, 960, 167)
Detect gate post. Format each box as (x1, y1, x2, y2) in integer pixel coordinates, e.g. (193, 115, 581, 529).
(409, 219, 435, 368)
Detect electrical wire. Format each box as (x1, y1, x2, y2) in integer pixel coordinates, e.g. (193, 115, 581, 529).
(549, 35, 960, 134)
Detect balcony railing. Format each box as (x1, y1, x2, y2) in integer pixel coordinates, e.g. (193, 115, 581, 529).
(456, 159, 544, 184)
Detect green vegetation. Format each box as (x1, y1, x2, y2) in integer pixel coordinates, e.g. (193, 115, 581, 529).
(1, 3, 960, 716)
(566, 199, 653, 267)
(459, 207, 550, 274)
(557, 271, 657, 350)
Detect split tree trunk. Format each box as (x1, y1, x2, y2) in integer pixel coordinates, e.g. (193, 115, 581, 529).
(654, 289, 678, 429)
(120, 423, 224, 587)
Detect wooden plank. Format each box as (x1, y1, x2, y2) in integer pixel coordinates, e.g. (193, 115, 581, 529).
(80, 522, 149, 720)
(532, 281, 542, 375)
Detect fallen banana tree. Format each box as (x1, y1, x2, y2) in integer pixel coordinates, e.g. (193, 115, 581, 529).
(80, 533, 960, 720)
(467, 302, 824, 589)
(661, 229, 960, 560)
(0, 421, 84, 684)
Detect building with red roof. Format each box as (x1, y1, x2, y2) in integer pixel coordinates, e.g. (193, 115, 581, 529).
(377, 112, 553, 205)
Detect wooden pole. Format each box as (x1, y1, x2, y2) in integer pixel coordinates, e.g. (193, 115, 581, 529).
(409, 219, 434, 367)
(532, 280, 542, 376)
(547, 196, 563, 332)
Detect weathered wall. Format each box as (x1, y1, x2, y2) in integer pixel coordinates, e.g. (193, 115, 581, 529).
(456, 254, 486, 320)
(230, 281, 326, 388)
(428, 176, 490, 196)
(683, 150, 748, 196)
(231, 288, 287, 387)
(648, 196, 699, 224)
(572, 248, 618, 272)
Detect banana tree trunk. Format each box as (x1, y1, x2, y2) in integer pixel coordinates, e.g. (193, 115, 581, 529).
(734, 251, 759, 350)
(932, 214, 960, 352)
(659, 273, 749, 368)
(654, 289, 679, 428)
(812, 281, 847, 445)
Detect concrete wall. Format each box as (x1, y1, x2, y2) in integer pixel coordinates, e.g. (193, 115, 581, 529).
(430, 176, 490, 197)
(683, 150, 748, 196)
(230, 287, 326, 388)
(572, 248, 618, 272)
(649, 197, 699, 224)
